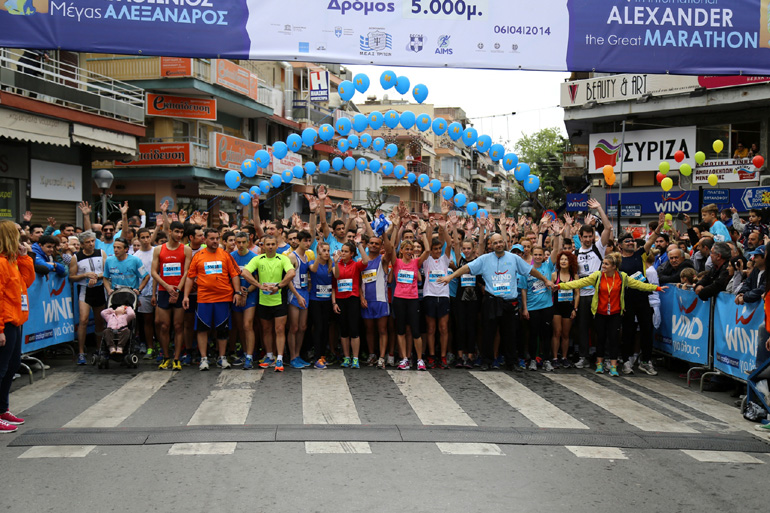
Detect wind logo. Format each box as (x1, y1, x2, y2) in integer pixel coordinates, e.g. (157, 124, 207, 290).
(724, 325, 758, 357)
(735, 304, 758, 325)
(436, 34, 453, 55)
(43, 297, 74, 323)
(655, 192, 693, 213)
(672, 313, 703, 340)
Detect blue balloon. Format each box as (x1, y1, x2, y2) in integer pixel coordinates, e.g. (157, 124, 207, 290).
(466, 202, 478, 216)
(353, 73, 370, 93)
(395, 76, 410, 95)
(293, 165, 304, 179)
(338, 139, 350, 153)
(259, 180, 271, 194)
(372, 137, 385, 152)
(344, 156, 356, 171)
(332, 157, 344, 171)
(462, 127, 478, 147)
(432, 117, 447, 135)
(319, 160, 331, 174)
(241, 159, 257, 178)
(225, 170, 241, 189)
(304, 162, 317, 176)
(441, 186, 454, 200)
(502, 153, 519, 171)
(384, 110, 400, 129)
(356, 158, 368, 171)
(368, 111, 384, 130)
(385, 143, 398, 158)
(476, 135, 492, 152)
(271, 174, 282, 188)
(287, 133, 302, 152)
(353, 114, 369, 133)
(382, 162, 394, 176)
(394, 165, 406, 179)
(406, 172, 416, 184)
(453, 193, 467, 207)
(476, 208, 488, 219)
(249, 186, 260, 196)
(429, 179, 441, 193)
(254, 149, 271, 168)
(400, 111, 416, 130)
(347, 134, 359, 149)
(524, 175, 540, 193)
(447, 122, 463, 141)
(282, 169, 294, 183)
(415, 114, 431, 132)
(336, 117, 352, 136)
(319, 124, 335, 141)
(514, 163, 530, 182)
(272, 141, 288, 160)
(489, 144, 505, 162)
(417, 173, 429, 187)
(359, 133, 372, 149)
(380, 70, 397, 90)
(239, 192, 251, 206)
(369, 160, 381, 173)
(302, 128, 318, 147)
(338, 80, 355, 101)
(412, 83, 429, 104)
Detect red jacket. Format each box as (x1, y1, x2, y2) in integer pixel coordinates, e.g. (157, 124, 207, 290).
(0, 254, 35, 332)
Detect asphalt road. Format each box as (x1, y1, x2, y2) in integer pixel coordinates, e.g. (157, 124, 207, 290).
(3, 357, 768, 513)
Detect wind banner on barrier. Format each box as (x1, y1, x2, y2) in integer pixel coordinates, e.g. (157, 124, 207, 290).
(22, 273, 76, 353)
(713, 292, 763, 380)
(654, 287, 709, 366)
(1, 1, 770, 74)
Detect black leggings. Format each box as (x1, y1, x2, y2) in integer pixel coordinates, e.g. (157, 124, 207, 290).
(393, 297, 420, 336)
(309, 300, 332, 357)
(452, 298, 479, 354)
(528, 307, 553, 359)
(336, 296, 360, 339)
(594, 313, 622, 360)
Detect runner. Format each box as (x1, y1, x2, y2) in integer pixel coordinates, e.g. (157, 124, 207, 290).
(133, 228, 156, 355)
(182, 224, 205, 364)
(68, 231, 107, 365)
(183, 228, 243, 371)
(230, 232, 258, 370)
(551, 249, 579, 370)
(308, 242, 334, 369)
(451, 228, 480, 369)
(360, 230, 393, 369)
(286, 230, 312, 369)
(332, 239, 369, 368)
(422, 217, 452, 369)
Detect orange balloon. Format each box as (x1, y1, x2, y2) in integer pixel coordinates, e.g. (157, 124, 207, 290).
(605, 173, 616, 186)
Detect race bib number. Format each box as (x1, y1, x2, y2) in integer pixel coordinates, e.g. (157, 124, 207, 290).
(630, 271, 646, 283)
(492, 282, 512, 295)
(338, 278, 353, 293)
(557, 290, 573, 302)
(204, 261, 223, 275)
(21, 294, 28, 312)
(362, 269, 377, 283)
(163, 262, 182, 277)
(263, 282, 278, 295)
(460, 275, 476, 287)
(397, 270, 414, 284)
(531, 280, 546, 294)
(316, 284, 332, 298)
(300, 273, 308, 288)
(428, 270, 446, 283)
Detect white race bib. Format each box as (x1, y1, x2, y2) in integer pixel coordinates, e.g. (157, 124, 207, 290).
(162, 262, 182, 277)
(557, 290, 573, 302)
(338, 278, 353, 293)
(397, 270, 414, 284)
(531, 280, 546, 293)
(21, 294, 28, 312)
(300, 273, 308, 288)
(204, 261, 223, 275)
(263, 282, 278, 295)
(316, 284, 332, 298)
(460, 275, 476, 287)
(362, 269, 377, 283)
(428, 270, 446, 283)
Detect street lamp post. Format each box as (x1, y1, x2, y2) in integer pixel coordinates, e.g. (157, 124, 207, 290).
(93, 169, 114, 224)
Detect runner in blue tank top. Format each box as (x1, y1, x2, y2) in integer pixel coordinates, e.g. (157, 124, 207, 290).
(308, 241, 334, 368)
(287, 231, 312, 369)
(360, 230, 393, 369)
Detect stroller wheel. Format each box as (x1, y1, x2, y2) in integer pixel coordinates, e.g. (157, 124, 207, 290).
(91, 354, 99, 366)
(130, 354, 139, 367)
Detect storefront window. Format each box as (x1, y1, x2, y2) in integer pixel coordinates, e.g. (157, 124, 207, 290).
(0, 178, 18, 220)
(696, 124, 729, 159)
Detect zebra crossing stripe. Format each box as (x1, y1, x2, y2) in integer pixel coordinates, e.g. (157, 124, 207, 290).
(681, 450, 764, 464)
(471, 371, 588, 430)
(11, 372, 79, 414)
(565, 446, 627, 459)
(389, 371, 504, 456)
(546, 375, 697, 433)
(302, 369, 371, 454)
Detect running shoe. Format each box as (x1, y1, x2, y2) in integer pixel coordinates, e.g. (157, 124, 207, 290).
(594, 361, 604, 374)
(0, 411, 24, 425)
(158, 358, 172, 370)
(575, 357, 589, 369)
(243, 356, 253, 370)
(438, 356, 449, 369)
(156, 352, 166, 364)
(609, 365, 620, 377)
(340, 356, 351, 368)
(143, 348, 154, 360)
(376, 357, 385, 369)
(463, 357, 474, 370)
(560, 357, 572, 369)
(76, 353, 87, 365)
(518, 358, 527, 369)
(473, 355, 483, 367)
(217, 357, 231, 369)
(491, 356, 505, 370)
(398, 358, 411, 370)
(417, 359, 427, 371)
(543, 359, 555, 372)
(290, 358, 305, 369)
(172, 360, 182, 371)
(638, 361, 658, 375)
(298, 357, 311, 368)
(351, 357, 360, 369)
(325, 354, 338, 366)
(480, 363, 490, 371)
(0, 419, 17, 434)
(386, 355, 395, 367)
(315, 357, 327, 369)
(528, 359, 538, 371)
(455, 357, 465, 369)
(510, 362, 524, 373)
(427, 356, 436, 369)
(258, 356, 275, 369)
(274, 359, 284, 372)
(446, 352, 455, 366)
(754, 423, 770, 432)
(366, 354, 377, 366)
(622, 361, 635, 375)
(199, 358, 210, 371)
(231, 355, 245, 366)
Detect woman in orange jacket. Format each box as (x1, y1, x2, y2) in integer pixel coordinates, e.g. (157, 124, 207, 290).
(0, 220, 36, 434)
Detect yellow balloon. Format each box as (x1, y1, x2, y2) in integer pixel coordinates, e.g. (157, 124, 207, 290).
(708, 174, 718, 186)
(713, 139, 724, 154)
(661, 177, 673, 192)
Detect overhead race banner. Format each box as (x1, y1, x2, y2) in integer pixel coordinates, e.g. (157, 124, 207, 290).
(2, 1, 770, 74)
(653, 287, 710, 366)
(713, 292, 763, 380)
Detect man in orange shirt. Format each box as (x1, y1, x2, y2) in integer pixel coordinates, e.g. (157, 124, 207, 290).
(183, 228, 244, 371)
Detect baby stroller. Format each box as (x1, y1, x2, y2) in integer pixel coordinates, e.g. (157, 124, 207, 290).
(94, 287, 140, 369)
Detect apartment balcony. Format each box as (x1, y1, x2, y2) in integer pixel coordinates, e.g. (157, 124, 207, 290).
(562, 150, 588, 179)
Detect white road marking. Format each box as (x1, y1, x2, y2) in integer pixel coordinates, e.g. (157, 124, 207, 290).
(546, 374, 697, 433)
(681, 450, 764, 464)
(18, 445, 93, 458)
(303, 369, 371, 454)
(565, 446, 628, 460)
(389, 371, 503, 456)
(11, 372, 79, 414)
(472, 371, 588, 429)
(168, 442, 238, 455)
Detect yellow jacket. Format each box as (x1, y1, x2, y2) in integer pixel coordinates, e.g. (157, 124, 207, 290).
(558, 270, 659, 315)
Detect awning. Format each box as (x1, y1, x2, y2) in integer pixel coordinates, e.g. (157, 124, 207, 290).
(0, 108, 70, 146)
(198, 182, 240, 199)
(71, 124, 137, 155)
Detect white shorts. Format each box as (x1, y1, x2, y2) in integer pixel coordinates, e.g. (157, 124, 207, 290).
(137, 295, 154, 314)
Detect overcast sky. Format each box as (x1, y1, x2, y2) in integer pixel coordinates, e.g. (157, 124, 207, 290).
(347, 65, 570, 152)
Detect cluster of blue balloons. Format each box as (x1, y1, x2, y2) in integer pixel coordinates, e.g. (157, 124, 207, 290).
(338, 71, 429, 105)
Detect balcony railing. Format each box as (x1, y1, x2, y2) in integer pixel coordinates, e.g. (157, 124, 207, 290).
(0, 49, 145, 124)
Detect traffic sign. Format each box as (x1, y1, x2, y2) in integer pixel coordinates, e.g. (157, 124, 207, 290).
(740, 187, 770, 210)
(703, 188, 729, 204)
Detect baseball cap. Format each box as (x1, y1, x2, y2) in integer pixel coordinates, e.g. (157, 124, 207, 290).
(511, 244, 524, 253)
(748, 246, 766, 258)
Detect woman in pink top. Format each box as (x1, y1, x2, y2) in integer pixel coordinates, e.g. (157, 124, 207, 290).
(101, 305, 136, 354)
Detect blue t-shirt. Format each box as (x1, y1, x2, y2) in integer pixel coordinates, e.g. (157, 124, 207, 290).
(526, 260, 555, 311)
(96, 239, 115, 257)
(231, 249, 258, 300)
(709, 220, 730, 243)
(324, 233, 346, 258)
(104, 254, 148, 289)
(309, 261, 333, 302)
(467, 251, 533, 301)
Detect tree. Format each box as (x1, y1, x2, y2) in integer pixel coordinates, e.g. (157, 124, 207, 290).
(512, 127, 567, 211)
(363, 186, 391, 217)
